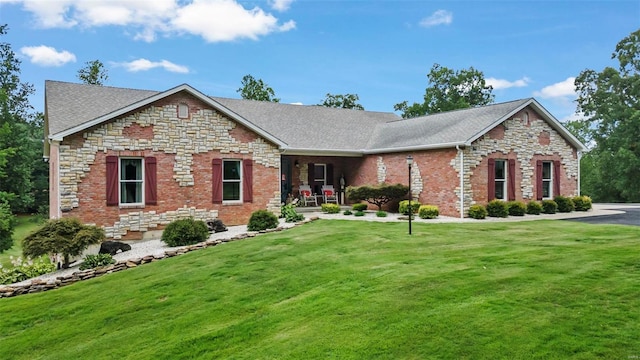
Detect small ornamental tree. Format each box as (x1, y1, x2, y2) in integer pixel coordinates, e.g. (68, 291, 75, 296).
(22, 217, 105, 268)
(346, 183, 409, 211)
(0, 200, 15, 253)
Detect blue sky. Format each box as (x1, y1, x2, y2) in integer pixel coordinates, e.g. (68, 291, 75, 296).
(1, 0, 638, 122)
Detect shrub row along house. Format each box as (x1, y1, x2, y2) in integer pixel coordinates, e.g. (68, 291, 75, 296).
(44, 81, 586, 239)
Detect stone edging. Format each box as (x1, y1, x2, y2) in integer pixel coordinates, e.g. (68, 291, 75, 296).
(0, 217, 318, 299)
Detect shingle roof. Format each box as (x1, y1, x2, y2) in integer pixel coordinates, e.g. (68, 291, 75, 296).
(45, 80, 585, 154)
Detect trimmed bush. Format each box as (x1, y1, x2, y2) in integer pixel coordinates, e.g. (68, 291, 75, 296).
(542, 200, 558, 214)
(507, 201, 526, 216)
(321, 203, 341, 214)
(468, 204, 487, 219)
(247, 210, 279, 232)
(79, 253, 115, 270)
(418, 205, 439, 219)
(376, 210, 387, 217)
(343, 210, 353, 215)
(526, 201, 542, 215)
(554, 196, 575, 213)
(0, 201, 15, 253)
(486, 199, 509, 218)
(573, 195, 593, 211)
(23, 218, 105, 269)
(280, 203, 304, 222)
(354, 210, 365, 217)
(161, 218, 209, 247)
(352, 203, 368, 212)
(398, 200, 421, 216)
(347, 183, 409, 210)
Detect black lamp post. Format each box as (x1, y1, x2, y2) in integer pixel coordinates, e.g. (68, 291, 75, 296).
(407, 155, 413, 235)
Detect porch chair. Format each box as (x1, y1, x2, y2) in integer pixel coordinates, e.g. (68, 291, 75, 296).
(321, 185, 338, 204)
(299, 185, 318, 206)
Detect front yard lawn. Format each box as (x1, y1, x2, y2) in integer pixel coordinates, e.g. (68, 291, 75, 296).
(1, 220, 638, 359)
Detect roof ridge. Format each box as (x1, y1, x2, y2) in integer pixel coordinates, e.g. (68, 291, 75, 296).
(391, 98, 533, 123)
(45, 79, 160, 94)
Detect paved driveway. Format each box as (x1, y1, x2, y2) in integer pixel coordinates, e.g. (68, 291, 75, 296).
(563, 206, 640, 227)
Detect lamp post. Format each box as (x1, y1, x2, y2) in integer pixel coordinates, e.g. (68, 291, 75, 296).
(406, 155, 413, 235)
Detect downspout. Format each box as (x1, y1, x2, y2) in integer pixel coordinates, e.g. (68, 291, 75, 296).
(456, 145, 464, 219)
(577, 150, 582, 196)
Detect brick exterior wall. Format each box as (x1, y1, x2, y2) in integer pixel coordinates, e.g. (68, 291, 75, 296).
(52, 92, 281, 239)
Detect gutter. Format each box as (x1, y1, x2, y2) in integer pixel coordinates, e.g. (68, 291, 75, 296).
(456, 145, 464, 219)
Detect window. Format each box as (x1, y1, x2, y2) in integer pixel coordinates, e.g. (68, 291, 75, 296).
(223, 160, 241, 201)
(523, 111, 529, 125)
(494, 159, 507, 200)
(542, 161, 552, 198)
(178, 103, 189, 118)
(120, 158, 143, 204)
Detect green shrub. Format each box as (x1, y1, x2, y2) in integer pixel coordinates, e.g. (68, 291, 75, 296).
(542, 200, 558, 214)
(486, 199, 509, 218)
(526, 201, 542, 215)
(418, 205, 439, 219)
(398, 200, 421, 215)
(554, 196, 575, 213)
(0, 257, 55, 285)
(354, 210, 365, 217)
(343, 210, 353, 215)
(346, 183, 409, 210)
(280, 203, 304, 222)
(507, 201, 526, 216)
(468, 204, 487, 219)
(161, 218, 209, 246)
(573, 195, 593, 211)
(79, 253, 115, 270)
(352, 203, 368, 211)
(247, 210, 279, 232)
(22, 218, 105, 269)
(0, 201, 15, 253)
(321, 203, 341, 214)
(376, 210, 387, 217)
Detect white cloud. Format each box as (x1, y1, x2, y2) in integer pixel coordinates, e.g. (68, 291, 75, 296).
(14, 0, 295, 43)
(270, 0, 294, 12)
(115, 58, 189, 73)
(419, 10, 453, 27)
(20, 45, 76, 66)
(486, 77, 530, 90)
(534, 77, 576, 98)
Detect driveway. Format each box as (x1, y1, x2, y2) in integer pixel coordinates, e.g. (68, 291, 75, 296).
(562, 204, 640, 227)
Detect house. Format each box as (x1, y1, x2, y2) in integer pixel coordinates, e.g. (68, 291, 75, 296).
(44, 80, 586, 239)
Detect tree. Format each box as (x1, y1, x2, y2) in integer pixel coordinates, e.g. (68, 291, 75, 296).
(77, 60, 108, 85)
(319, 93, 364, 110)
(0, 24, 47, 213)
(346, 183, 409, 210)
(394, 63, 494, 118)
(23, 218, 105, 268)
(574, 29, 640, 202)
(0, 200, 15, 253)
(237, 74, 280, 102)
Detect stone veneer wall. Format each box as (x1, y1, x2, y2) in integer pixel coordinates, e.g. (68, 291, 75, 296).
(56, 97, 281, 238)
(376, 156, 423, 198)
(449, 108, 579, 214)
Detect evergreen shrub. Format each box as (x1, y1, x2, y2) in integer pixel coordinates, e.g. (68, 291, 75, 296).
(418, 205, 439, 219)
(161, 218, 209, 246)
(554, 196, 575, 213)
(247, 210, 279, 232)
(507, 201, 526, 216)
(526, 201, 542, 215)
(541, 200, 558, 214)
(468, 204, 487, 219)
(487, 200, 509, 218)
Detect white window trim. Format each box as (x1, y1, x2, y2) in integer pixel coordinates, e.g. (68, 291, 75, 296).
(495, 159, 507, 200)
(119, 157, 145, 207)
(542, 161, 553, 199)
(222, 159, 243, 204)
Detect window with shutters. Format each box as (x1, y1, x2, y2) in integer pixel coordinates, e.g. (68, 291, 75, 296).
(223, 159, 242, 202)
(120, 158, 144, 205)
(494, 159, 507, 200)
(542, 161, 553, 199)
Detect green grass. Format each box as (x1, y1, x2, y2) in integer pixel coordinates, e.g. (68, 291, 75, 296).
(1, 220, 639, 359)
(0, 215, 42, 268)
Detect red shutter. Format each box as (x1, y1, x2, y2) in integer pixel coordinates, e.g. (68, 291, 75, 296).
(145, 157, 157, 205)
(307, 162, 314, 189)
(326, 164, 334, 185)
(212, 159, 222, 204)
(553, 160, 561, 197)
(106, 156, 119, 206)
(508, 159, 516, 201)
(536, 160, 543, 200)
(487, 158, 495, 201)
(243, 159, 253, 203)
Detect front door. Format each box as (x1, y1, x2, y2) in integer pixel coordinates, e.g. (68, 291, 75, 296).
(281, 158, 292, 203)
